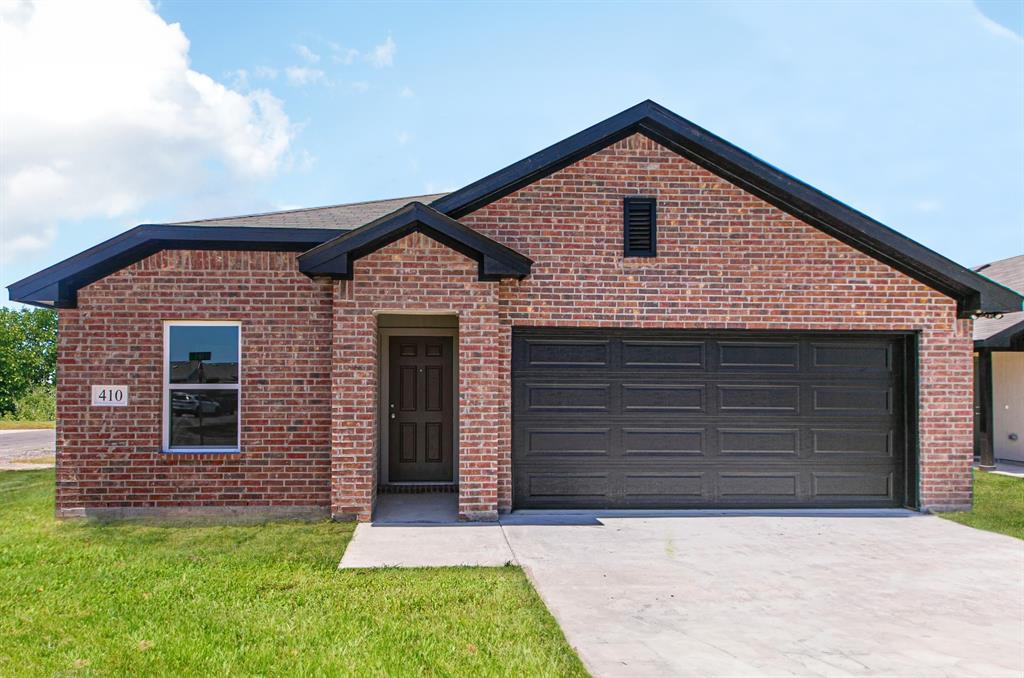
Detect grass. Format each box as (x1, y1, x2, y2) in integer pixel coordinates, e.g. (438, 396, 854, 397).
(940, 470, 1024, 540)
(0, 420, 55, 430)
(0, 470, 585, 677)
(12, 455, 56, 465)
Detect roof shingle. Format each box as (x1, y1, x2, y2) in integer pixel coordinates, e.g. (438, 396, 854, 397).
(974, 254, 1024, 343)
(171, 193, 449, 230)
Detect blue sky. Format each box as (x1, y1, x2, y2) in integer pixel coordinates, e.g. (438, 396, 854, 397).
(2, 0, 1021, 307)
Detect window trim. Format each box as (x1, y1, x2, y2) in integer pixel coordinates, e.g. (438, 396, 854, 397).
(162, 320, 242, 454)
(623, 196, 657, 257)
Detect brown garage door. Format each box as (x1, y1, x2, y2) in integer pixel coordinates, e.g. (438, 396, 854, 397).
(511, 329, 909, 509)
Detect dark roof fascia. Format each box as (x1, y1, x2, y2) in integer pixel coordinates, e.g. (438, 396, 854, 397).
(431, 100, 1022, 318)
(974, 318, 1024, 350)
(7, 225, 343, 309)
(298, 202, 532, 281)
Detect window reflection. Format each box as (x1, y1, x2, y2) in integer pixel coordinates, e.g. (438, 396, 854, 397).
(168, 325, 239, 384)
(168, 390, 239, 448)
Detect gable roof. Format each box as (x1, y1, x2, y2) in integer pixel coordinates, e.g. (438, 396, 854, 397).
(974, 255, 1024, 349)
(6, 225, 343, 308)
(173, 193, 448, 229)
(7, 100, 1022, 317)
(298, 202, 532, 281)
(432, 100, 1022, 317)
(5, 194, 446, 308)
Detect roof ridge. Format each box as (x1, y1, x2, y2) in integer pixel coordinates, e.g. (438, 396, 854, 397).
(171, 192, 449, 225)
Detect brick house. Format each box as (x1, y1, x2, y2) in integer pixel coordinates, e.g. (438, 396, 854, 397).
(972, 255, 1024, 466)
(9, 101, 1022, 521)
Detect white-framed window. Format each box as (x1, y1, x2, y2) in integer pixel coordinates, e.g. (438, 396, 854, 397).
(163, 321, 241, 453)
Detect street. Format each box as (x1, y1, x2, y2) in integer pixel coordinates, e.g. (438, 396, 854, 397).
(0, 429, 56, 470)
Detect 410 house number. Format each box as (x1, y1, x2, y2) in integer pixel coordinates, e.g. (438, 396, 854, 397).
(91, 385, 128, 406)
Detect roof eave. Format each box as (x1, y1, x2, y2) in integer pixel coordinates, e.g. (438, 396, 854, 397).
(297, 202, 532, 281)
(974, 318, 1024, 350)
(431, 99, 1021, 318)
(7, 225, 343, 308)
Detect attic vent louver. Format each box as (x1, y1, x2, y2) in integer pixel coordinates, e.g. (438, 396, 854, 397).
(624, 197, 656, 257)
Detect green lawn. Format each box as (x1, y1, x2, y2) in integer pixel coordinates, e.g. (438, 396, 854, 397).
(0, 420, 55, 430)
(0, 470, 585, 677)
(940, 470, 1024, 540)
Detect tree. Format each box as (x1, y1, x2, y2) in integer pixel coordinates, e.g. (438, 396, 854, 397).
(0, 308, 58, 415)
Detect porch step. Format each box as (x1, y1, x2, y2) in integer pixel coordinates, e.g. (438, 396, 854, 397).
(379, 484, 458, 494)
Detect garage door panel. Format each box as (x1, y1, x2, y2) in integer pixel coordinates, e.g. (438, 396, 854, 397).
(622, 384, 705, 412)
(622, 428, 706, 456)
(718, 384, 800, 413)
(718, 428, 800, 456)
(514, 463, 901, 508)
(526, 473, 608, 501)
(622, 340, 706, 368)
(522, 428, 610, 458)
(523, 383, 610, 412)
(812, 428, 893, 457)
(718, 342, 800, 370)
(718, 472, 799, 498)
(811, 342, 892, 373)
(521, 339, 610, 368)
(813, 386, 892, 414)
(512, 330, 906, 509)
(812, 471, 894, 499)
(623, 473, 706, 500)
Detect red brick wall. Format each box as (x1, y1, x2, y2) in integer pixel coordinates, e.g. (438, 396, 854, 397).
(329, 232, 502, 520)
(55, 250, 334, 517)
(56, 133, 975, 518)
(460, 134, 973, 512)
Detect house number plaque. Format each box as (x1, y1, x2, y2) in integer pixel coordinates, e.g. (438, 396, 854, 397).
(91, 385, 128, 406)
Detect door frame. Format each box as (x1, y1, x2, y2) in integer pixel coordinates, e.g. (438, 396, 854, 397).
(378, 325, 459, 485)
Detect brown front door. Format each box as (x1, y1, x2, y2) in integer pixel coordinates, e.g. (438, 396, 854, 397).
(388, 336, 455, 482)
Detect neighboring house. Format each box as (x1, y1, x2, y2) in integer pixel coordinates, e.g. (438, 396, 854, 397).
(8, 101, 1022, 521)
(973, 255, 1024, 465)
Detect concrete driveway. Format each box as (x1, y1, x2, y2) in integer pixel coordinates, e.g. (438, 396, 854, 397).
(0, 428, 56, 470)
(502, 513, 1024, 677)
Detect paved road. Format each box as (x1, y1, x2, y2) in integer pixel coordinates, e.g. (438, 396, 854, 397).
(0, 429, 56, 470)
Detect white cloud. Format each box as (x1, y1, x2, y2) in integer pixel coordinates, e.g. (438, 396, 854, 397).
(254, 65, 279, 79)
(331, 44, 360, 65)
(396, 131, 413, 146)
(366, 36, 395, 67)
(286, 149, 317, 173)
(351, 80, 370, 93)
(229, 68, 249, 89)
(285, 66, 326, 86)
(294, 43, 320, 63)
(399, 86, 415, 98)
(974, 10, 1023, 42)
(0, 0, 294, 262)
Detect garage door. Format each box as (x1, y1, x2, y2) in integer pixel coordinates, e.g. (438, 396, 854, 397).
(512, 329, 909, 509)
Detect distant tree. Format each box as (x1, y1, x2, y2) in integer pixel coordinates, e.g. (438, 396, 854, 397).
(0, 308, 58, 415)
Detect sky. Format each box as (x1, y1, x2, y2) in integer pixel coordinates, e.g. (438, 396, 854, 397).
(1, 0, 1022, 308)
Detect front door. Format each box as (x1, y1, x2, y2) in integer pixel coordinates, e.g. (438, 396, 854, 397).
(388, 336, 455, 482)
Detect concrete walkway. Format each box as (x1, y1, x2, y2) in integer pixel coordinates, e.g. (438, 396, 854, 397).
(339, 523, 514, 567)
(341, 507, 1024, 677)
(992, 460, 1024, 478)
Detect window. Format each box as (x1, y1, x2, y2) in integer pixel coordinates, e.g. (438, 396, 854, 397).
(164, 321, 240, 453)
(624, 197, 657, 257)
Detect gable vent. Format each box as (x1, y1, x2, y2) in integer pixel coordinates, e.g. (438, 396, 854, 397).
(624, 197, 657, 257)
